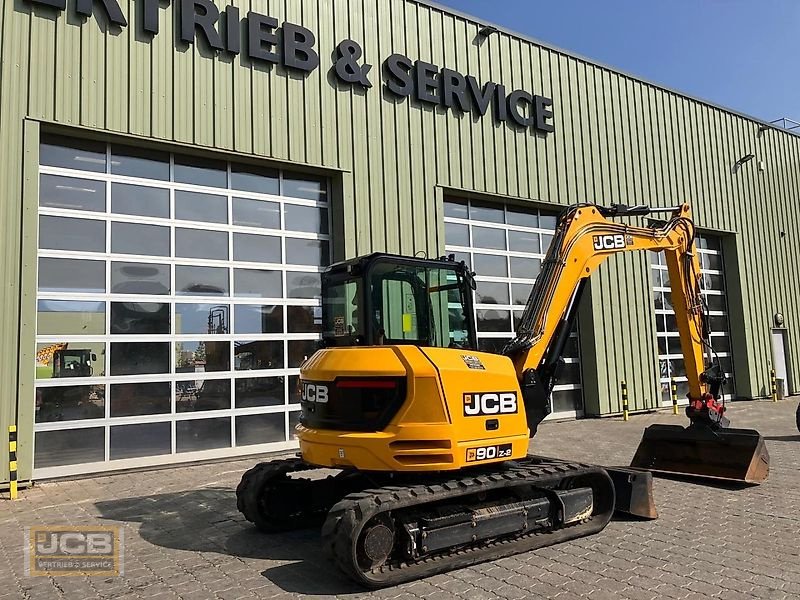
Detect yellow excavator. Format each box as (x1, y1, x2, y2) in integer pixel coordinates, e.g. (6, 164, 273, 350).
(237, 203, 769, 587)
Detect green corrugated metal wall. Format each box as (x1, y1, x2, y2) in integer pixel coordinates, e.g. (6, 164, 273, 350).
(1, 0, 799, 481)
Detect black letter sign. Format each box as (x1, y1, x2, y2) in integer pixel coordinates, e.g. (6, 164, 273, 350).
(534, 95, 555, 132)
(384, 54, 414, 97)
(247, 12, 279, 63)
(76, 0, 127, 27)
(283, 23, 319, 72)
(414, 61, 440, 104)
(180, 0, 223, 51)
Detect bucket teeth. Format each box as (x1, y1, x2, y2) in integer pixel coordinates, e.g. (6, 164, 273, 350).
(630, 424, 770, 484)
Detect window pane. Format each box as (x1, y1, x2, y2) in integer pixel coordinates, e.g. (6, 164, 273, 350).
(511, 283, 532, 305)
(476, 282, 509, 305)
(283, 174, 327, 201)
(234, 340, 284, 370)
(111, 262, 170, 295)
(234, 304, 283, 334)
(705, 294, 726, 312)
(285, 238, 329, 266)
(112, 222, 170, 256)
(477, 309, 511, 332)
(175, 341, 231, 373)
(711, 335, 731, 353)
(176, 228, 229, 260)
(39, 258, 105, 294)
(508, 230, 541, 254)
(551, 389, 582, 413)
(110, 381, 171, 417)
(176, 304, 230, 335)
(478, 338, 510, 353)
(284, 204, 329, 234)
(176, 265, 229, 296)
(176, 379, 231, 412)
(174, 155, 227, 188)
(445, 223, 469, 246)
(472, 226, 506, 250)
(110, 145, 170, 180)
(110, 342, 170, 375)
(472, 253, 508, 277)
(443, 199, 468, 218)
(35, 384, 105, 422)
(507, 206, 538, 228)
(235, 377, 284, 408)
(234, 269, 282, 298)
(40, 135, 106, 172)
(288, 410, 300, 439)
(470, 202, 504, 223)
(233, 233, 281, 263)
(175, 191, 228, 224)
(287, 271, 321, 299)
(230, 164, 279, 194)
(705, 253, 723, 271)
(236, 413, 285, 446)
(286, 306, 322, 333)
(111, 302, 170, 334)
(540, 213, 558, 230)
(232, 197, 280, 229)
(39, 174, 106, 212)
(287, 339, 318, 368)
(40, 215, 106, 253)
(111, 183, 170, 218)
(37, 300, 105, 336)
(510, 257, 541, 279)
(110, 422, 171, 460)
(698, 236, 721, 251)
(709, 315, 729, 332)
(34, 428, 105, 468)
(176, 418, 231, 452)
(559, 363, 582, 385)
(541, 234, 554, 253)
(288, 375, 301, 404)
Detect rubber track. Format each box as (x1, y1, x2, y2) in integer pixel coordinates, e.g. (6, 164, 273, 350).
(321, 458, 614, 588)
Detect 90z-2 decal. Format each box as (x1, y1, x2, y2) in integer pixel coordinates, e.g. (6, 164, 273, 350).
(463, 392, 518, 416)
(466, 443, 513, 462)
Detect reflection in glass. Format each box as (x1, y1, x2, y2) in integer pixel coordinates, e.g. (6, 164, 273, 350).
(288, 410, 301, 440)
(477, 309, 511, 333)
(174, 155, 227, 188)
(112, 222, 170, 256)
(175, 190, 228, 223)
(283, 174, 327, 201)
(40, 215, 106, 253)
(284, 205, 329, 234)
(111, 302, 170, 334)
(36, 385, 105, 422)
(287, 339, 319, 368)
(36, 342, 105, 379)
(286, 306, 322, 333)
(236, 413, 285, 446)
(175, 341, 231, 373)
(233, 269, 282, 298)
(508, 230, 540, 253)
(39, 174, 106, 212)
(34, 428, 105, 468)
(233, 233, 281, 263)
(111, 183, 170, 218)
(235, 377, 284, 408)
(509, 257, 541, 279)
(470, 202, 504, 223)
(176, 265, 229, 296)
(110, 422, 171, 460)
(286, 271, 321, 299)
(110, 342, 170, 375)
(507, 206, 537, 228)
(288, 375, 301, 404)
(110, 145, 170, 180)
(37, 300, 105, 336)
(232, 197, 280, 229)
(511, 283, 532, 305)
(472, 254, 507, 277)
(540, 214, 557, 230)
(551, 389, 582, 413)
(475, 282, 509, 305)
(234, 304, 283, 334)
(176, 418, 231, 452)
(110, 382, 171, 417)
(443, 199, 468, 218)
(472, 226, 506, 250)
(478, 338, 511, 354)
(445, 223, 469, 246)
(285, 238, 328, 266)
(231, 165, 280, 194)
(176, 304, 230, 335)
(176, 228, 229, 260)
(111, 262, 171, 295)
(176, 378, 231, 412)
(234, 340, 284, 370)
(39, 258, 106, 294)
(40, 135, 106, 172)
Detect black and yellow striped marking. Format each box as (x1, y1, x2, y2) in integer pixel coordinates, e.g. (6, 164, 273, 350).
(771, 368, 777, 402)
(671, 378, 679, 415)
(621, 381, 629, 422)
(9, 425, 17, 500)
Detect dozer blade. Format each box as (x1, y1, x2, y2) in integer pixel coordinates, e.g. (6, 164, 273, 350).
(630, 424, 770, 484)
(606, 466, 658, 519)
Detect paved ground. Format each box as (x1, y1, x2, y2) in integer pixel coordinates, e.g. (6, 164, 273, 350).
(2, 399, 799, 600)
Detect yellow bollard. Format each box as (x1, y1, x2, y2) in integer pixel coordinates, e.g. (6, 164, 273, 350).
(8, 425, 17, 500)
(771, 369, 777, 402)
(622, 381, 629, 421)
(671, 378, 679, 415)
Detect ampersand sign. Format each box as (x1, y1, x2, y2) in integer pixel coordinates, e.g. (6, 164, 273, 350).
(334, 39, 373, 88)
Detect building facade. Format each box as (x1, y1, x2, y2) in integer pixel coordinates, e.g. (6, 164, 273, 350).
(2, 0, 799, 483)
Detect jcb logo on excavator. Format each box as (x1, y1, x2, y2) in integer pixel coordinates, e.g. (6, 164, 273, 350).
(301, 382, 329, 403)
(463, 392, 518, 416)
(592, 234, 629, 250)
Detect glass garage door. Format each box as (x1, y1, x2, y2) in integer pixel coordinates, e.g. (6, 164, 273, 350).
(34, 134, 329, 477)
(443, 198, 583, 417)
(651, 234, 735, 405)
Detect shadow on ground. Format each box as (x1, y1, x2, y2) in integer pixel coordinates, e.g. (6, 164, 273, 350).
(764, 434, 800, 442)
(95, 488, 362, 595)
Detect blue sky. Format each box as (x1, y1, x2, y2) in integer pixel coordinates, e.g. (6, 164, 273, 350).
(436, 0, 799, 124)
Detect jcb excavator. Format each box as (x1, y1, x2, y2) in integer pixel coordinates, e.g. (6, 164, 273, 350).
(237, 203, 769, 587)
